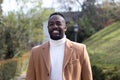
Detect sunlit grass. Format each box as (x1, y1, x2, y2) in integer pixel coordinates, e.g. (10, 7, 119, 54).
(84, 21, 120, 68)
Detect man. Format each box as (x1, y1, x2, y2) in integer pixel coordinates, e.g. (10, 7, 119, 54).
(26, 12, 93, 80)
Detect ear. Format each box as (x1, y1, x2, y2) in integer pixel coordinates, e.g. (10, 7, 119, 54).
(64, 26, 67, 31)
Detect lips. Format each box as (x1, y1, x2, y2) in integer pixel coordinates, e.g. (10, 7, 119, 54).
(52, 30, 59, 34)
(49, 29, 63, 40)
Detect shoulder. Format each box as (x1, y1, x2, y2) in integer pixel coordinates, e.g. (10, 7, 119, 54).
(73, 42, 86, 53)
(31, 41, 49, 52)
(72, 41, 85, 47)
(67, 39, 86, 50)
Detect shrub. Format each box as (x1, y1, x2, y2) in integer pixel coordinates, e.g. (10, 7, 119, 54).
(0, 61, 17, 80)
(92, 65, 105, 80)
(0, 52, 29, 80)
(105, 66, 120, 80)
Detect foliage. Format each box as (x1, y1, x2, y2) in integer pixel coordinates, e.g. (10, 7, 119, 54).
(0, 12, 43, 59)
(92, 65, 120, 80)
(81, 0, 120, 30)
(0, 0, 54, 59)
(81, 0, 105, 31)
(66, 16, 95, 42)
(53, 0, 120, 43)
(105, 67, 120, 80)
(65, 21, 74, 41)
(92, 65, 105, 80)
(54, 0, 82, 11)
(0, 61, 17, 80)
(98, 1, 120, 27)
(102, 1, 120, 18)
(84, 21, 120, 66)
(84, 22, 120, 80)
(0, 52, 29, 80)
(0, 13, 30, 59)
(0, 0, 3, 16)
(77, 17, 95, 42)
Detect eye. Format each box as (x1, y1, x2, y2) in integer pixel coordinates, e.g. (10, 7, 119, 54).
(49, 22, 54, 26)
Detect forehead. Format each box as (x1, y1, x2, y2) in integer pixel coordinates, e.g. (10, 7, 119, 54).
(49, 15, 65, 22)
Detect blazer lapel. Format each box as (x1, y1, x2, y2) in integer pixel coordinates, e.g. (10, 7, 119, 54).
(41, 40, 73, 73)
(63, 39, 73, 69)
(42, 42, 50, 73)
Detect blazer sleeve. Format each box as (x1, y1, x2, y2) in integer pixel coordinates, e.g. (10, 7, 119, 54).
(81, 45, 93, 80)
(26, 50, 36, 80)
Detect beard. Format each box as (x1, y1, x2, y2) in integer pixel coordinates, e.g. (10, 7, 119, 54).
(49, 31, 64, 40)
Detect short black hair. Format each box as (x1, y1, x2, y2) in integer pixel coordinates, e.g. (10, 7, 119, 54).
(49, 12, 65, 20)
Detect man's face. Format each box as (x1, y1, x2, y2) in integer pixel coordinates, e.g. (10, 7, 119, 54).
(48, 15, 67, 40)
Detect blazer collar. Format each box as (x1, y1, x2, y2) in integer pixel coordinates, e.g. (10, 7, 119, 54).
(63, 39, 73, 69)
(41, 39, 73, 72)
(41, 42, 50, 73)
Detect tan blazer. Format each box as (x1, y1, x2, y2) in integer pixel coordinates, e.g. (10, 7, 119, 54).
(26, 39, 93, 80)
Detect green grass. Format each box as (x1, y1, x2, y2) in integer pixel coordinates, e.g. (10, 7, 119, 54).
(83, 21, 120, 68)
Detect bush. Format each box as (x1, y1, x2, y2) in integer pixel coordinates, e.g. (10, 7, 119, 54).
(0, 61, 17, 80)
(105, 67, 120, 80)
(0, 52, 29, 80)
(92, 65, 105, 80)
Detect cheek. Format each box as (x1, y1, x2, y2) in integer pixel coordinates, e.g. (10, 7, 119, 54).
(48, 27, 52, 31)
(47, 28, 51, 34)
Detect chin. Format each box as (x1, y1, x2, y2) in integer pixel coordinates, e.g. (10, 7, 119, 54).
(50, 35, 63, 40)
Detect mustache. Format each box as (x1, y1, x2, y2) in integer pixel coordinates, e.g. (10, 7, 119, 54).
(51, 29, 60, 32)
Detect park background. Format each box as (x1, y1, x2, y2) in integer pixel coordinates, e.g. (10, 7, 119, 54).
(0, 0, 120, 80)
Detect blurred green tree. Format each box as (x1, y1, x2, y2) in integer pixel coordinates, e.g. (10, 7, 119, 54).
(81, 0, 105, 31)
(100, 0, 120, 26)
(0, 0, 54, 59)
(0, 0, 3, 16)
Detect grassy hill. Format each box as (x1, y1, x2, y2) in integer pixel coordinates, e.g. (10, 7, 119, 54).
(84, 21, 120, 68)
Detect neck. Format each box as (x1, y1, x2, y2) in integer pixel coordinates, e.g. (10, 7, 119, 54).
(50, 35, 66, 46)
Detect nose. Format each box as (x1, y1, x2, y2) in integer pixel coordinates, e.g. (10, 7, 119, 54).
(53, 24, 58, 29)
